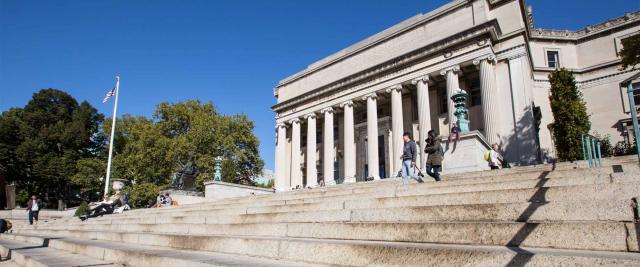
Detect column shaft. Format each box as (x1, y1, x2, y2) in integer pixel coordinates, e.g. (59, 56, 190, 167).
(342, 101, 356, 183)
(322, 108, 336, 186)
(442, 66, 460, 130)
(274, 123, 288, 191)
(414, 76, 431, 170)
(364, 94, 380, 180)
(290, 119, 302, 189)
(305, 114, 317, 188)
(478, 57, 501, 145)
(388, 86, 403, 175)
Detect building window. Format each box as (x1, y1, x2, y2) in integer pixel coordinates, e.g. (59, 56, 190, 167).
(470, 87, 481, 107)
(547, 50, 560, 68)
(439, 88, 448, 114)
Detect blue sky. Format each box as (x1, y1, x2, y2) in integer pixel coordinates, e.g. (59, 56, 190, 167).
(1, 0, 639, 170)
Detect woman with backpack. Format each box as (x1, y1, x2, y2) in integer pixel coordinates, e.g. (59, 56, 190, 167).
(424, 130, 443, 181)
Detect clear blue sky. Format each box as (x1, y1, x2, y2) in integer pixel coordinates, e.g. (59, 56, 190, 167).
(1, 0, 639, 170)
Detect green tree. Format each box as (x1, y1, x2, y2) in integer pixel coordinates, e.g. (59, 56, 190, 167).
(0, 89, 104, 206)
(619, 34, 640, 70)
(109, 100, 264, 191)
(548, 69, 591, 161)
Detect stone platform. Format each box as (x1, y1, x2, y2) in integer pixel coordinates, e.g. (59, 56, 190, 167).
(1, 156, 639, 266)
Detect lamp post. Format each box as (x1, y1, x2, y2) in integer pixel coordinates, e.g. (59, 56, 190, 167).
(214, 156, 222, 182)
(451, 88, 470, 133)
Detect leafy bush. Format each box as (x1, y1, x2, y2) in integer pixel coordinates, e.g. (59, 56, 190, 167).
(612, 141, 638, 156)
(74, 201, 89, 217)
(592, 133, 613, 157)
(122, 183, 161, 209)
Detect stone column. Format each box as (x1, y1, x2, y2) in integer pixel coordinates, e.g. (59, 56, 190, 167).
(440, 65, 461, 131)
(474, 55, 501, 145)
(341, 101, 356, 183)
(321, 107, 336, 186)
(412, 75, 431, 170)
(363, 93, 380, 180)
(274, 123, 288, 191)
(386, 85, 403, 175)
(305, 113, 317, 188)
(289, 118, 302, 189)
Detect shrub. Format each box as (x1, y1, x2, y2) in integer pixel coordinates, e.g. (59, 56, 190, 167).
(74, 201, 89, 217)
(122, 183, 161, 209)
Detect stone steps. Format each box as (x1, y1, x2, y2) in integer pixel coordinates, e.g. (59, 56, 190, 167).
(32, 178, 638, 227)
(3, 232, 640, 266)
(0, 237, 124, 267)
(9, 161, 639, 266)
(121, 163, 637, 216)
(0, 234, 326, 267)
(16, 220, 640, 252)
(43, 169, 637, 225)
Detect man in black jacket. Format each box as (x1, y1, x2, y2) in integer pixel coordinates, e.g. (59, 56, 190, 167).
(400, 132, 424, 187)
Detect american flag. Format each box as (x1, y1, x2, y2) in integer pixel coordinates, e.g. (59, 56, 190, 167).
(102, 88, 115, 103)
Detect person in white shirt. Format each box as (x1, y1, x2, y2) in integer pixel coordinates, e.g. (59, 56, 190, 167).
(26, 195, 41, 225)
(489, 144, 503, 170)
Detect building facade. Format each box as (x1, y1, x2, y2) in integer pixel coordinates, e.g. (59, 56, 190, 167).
(271, 0, 640, 191)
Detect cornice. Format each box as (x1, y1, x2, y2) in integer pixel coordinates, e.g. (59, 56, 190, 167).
(272, 20, 502, 112)
(529, 11, 640, 41)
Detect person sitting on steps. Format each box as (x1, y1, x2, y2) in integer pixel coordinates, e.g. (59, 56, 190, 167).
(80, 195, 122, 221)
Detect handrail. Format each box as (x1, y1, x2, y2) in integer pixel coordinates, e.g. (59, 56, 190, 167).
(581, 134, 602, 168)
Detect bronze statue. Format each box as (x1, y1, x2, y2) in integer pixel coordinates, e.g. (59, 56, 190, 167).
(171, 155, 198, 190)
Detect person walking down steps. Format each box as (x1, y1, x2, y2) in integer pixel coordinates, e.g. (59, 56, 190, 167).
(424, 130, 443, 182)
(401, 132, 424, 187)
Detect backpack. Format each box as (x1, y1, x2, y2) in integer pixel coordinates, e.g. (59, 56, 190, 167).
(484, 150, 491, 161)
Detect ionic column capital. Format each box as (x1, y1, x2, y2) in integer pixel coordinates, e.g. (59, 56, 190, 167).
(385, 84, 403, 94)
(362, 92, 378, 101)
(304, 112, 317, 120)
(340, 100, 354, 108)
(473, 54, 497, 66)
(289, 118, 301, 124)
(276, 122, 288, 129)
(320, 107, 334, 114)
(440, 65, 461, 76)
(411, 75, 430, 85)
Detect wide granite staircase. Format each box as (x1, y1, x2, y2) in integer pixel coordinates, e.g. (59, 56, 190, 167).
(1, 159, 640, 266)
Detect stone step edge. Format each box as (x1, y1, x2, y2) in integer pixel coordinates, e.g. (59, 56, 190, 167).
(0, 237, 124, 267)
(5, 232, 640, 264)
(17, 221, 640, 252)
(0, 233, 326, 267)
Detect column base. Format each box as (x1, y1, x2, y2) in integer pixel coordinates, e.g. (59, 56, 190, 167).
(371, 176, 381, 181)
(325, 179, 337, 186)
(343, 176, 356, 184)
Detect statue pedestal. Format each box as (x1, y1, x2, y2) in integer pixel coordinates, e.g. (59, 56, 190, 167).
(160, 189, 206, 205)
(204, 180, 274, 200)
(441, 131, 491, 174)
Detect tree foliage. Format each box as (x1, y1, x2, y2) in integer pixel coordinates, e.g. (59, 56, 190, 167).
(619, 34, 640, 70)
(109, 100, 264, 189)
(0, 89, 104, 205)
(548, 69, 591, 161)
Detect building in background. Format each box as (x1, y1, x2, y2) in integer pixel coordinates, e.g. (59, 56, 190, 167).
(271, 0, 640, 191)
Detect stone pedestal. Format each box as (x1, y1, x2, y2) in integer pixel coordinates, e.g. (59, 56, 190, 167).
(204, 181, 274, 200)
(160, 189, 206, 205)
(441, 131, 491, 174)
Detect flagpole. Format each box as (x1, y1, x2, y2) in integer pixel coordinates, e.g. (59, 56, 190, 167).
(104, 74, 120, 197)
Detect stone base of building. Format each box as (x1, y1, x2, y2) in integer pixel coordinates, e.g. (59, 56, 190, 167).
(160, 189, 206, 205)
(204, 180, 274, 200)
(441, 131, 492, 174)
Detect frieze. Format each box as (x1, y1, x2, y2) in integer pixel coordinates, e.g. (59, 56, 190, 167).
(272, 20, 502, 113)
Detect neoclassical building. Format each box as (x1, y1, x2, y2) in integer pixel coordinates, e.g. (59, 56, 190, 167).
(271, 0, 640, 191)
